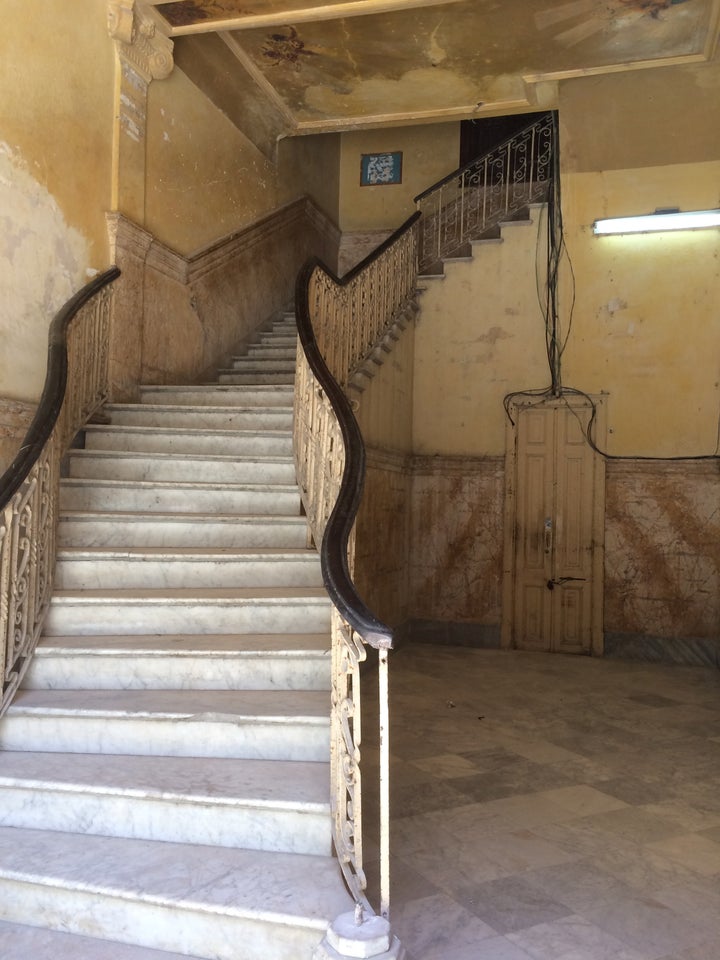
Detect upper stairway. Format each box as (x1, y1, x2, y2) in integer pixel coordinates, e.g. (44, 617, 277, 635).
(0, 313, 354, 960)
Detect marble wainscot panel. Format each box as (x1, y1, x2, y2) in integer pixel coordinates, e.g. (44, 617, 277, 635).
(408, 454, 505, 646)
(605, 460, 720, 664)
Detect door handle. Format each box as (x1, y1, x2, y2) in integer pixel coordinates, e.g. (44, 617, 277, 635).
(543, 517, 553, 554)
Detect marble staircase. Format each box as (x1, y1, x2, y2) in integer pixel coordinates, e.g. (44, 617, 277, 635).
(0, 314, 354, 959)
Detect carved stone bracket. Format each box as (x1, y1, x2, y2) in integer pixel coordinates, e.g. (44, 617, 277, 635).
(108, 0, 174, 82)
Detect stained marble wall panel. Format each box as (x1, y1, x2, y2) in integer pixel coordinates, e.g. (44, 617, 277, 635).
(605, 460, 720, 642)
(107, 198, 340, 398)
(353, 451, 412, 630)
(0, 398, 35, 474)
(408, 456, 505, 625)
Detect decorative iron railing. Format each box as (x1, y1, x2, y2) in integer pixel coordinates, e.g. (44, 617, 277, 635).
(293, 219, 419, 926)
(415, 112, 555, 271)
(0, 268, 120, 717)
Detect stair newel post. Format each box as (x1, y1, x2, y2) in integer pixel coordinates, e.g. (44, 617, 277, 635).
(378, 647, 391, 921)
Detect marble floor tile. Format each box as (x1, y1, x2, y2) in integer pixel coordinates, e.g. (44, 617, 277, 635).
(645, 832, 720, 876)
(389, 892, 497, 957)
(452, 875, 573, 933)
(362, 645, 720, 959)
(522, 860, 640, 913)
(582, 893, 710, 957)
(508, 914, 649, 960)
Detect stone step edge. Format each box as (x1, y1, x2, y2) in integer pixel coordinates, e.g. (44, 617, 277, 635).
(0, 827, 345, 929)
(0, 919, 207, 960)
(33, 633, 330, 654)
(0, 755, 329, 813)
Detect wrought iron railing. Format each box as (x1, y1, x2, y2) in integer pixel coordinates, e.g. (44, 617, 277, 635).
(293, 219, 419, 929)
(0, 268, 120, 717)
(415, 112, 555, 271)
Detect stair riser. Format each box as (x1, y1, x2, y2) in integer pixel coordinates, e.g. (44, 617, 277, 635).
(67, 456, 297, 484)
(0, 787, 330, 855)
(0, 878, 326, 960)
(54, 557, 322, 590)
(59, 484, 300, 515)
(84, 430, 292, 457)
(44, 599, 331, 637)
(104, 408, 293, 430)
(245, 348, 297, 361)
(0, 716, 329, 761)
(57, 518, 309, 549)
(218, 373, 294, 385)
(24, 654, 330, 691)
(138, 387, 293, 407)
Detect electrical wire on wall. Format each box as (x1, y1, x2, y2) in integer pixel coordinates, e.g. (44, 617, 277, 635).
(504, 112, 720, 463)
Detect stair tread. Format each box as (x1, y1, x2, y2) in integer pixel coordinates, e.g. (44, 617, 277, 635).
(0, 825, 351, 925)
(60, 510, 308, 522)
(106, 403, 292, 413)
(69, 449, 294, 464)
(7, 688, 330, 720)
(86, 424, 292, 437)
(61, 477, 299, 492)
(51, 586, 328, 601)
(34, 633, 330, 654)
(56, 547, 318, 560)
(0, 920, 207, 960)
(0, 752, 330, 808)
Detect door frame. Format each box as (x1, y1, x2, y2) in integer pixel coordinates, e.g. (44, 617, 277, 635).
(501, 394, 607, 656)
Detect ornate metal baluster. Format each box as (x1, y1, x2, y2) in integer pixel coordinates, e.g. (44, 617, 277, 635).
(0, 270, 119, 717)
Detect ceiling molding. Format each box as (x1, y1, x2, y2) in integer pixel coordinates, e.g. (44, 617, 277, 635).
(218, 32, 299, 131)
(154, 0, 466, 36)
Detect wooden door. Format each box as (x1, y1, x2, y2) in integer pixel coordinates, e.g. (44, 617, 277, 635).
(502, 397, 605, 655)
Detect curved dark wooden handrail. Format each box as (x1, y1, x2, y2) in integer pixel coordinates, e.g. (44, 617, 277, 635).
(0, 266, 121, 510)
(294, 215, 420, 651)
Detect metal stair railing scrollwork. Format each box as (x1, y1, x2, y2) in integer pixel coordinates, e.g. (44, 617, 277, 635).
(293, 215, 419, 924)
(414, 112, 555, 272)
(0, 267, 121, 717)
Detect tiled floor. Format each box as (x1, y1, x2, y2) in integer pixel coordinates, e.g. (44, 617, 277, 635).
(362, 644, 720, 960)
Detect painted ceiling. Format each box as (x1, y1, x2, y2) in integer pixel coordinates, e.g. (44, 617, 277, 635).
(146, 0, 720, 132)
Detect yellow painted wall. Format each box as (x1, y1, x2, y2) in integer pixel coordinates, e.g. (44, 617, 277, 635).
(413, 216, 551, 457)
(558, 63, 720, 458)
(146, 74, 340, 254)
(338, 123, 460, 231)
(0, 0, 115, 401)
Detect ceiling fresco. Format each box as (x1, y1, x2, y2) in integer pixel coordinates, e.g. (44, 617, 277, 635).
(148, 0, 720, 129)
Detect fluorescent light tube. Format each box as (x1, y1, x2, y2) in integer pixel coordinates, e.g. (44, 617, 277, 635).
(593, 209, 720, 235)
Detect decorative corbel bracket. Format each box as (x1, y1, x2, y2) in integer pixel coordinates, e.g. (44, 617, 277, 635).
(108, 0, 174, 82)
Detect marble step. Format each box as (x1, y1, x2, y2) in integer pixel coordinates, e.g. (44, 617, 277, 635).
(54, 547, 322, 590)
(104, 404, 293, 431)
(0, 827, 352, 960)
(0, 752, 331, 854)
(57, 511, 310, 548)
(44, 587, 332, 636)
(83, 424, 292, 457)
(66, 450, 297, 484)
(59, 478, 301, 515)
(243, 346, 297, 361)
(226, 358, 295, 373)
(0, 920, 208, 960)
(24, 633, 330, 690)
(256, 334, 297, 347)
(138, 384, 294, 407)
(1, 689, 330, 760)
(217, 370, 295, 385)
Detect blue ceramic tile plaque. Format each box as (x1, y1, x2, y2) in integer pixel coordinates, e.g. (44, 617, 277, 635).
(360, 151, 403, 186)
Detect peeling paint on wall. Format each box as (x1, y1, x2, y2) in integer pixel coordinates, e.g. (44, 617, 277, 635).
(0, 143, 89, 401)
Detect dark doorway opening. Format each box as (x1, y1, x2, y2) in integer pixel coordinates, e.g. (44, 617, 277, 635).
(460, 111, 552, 168)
